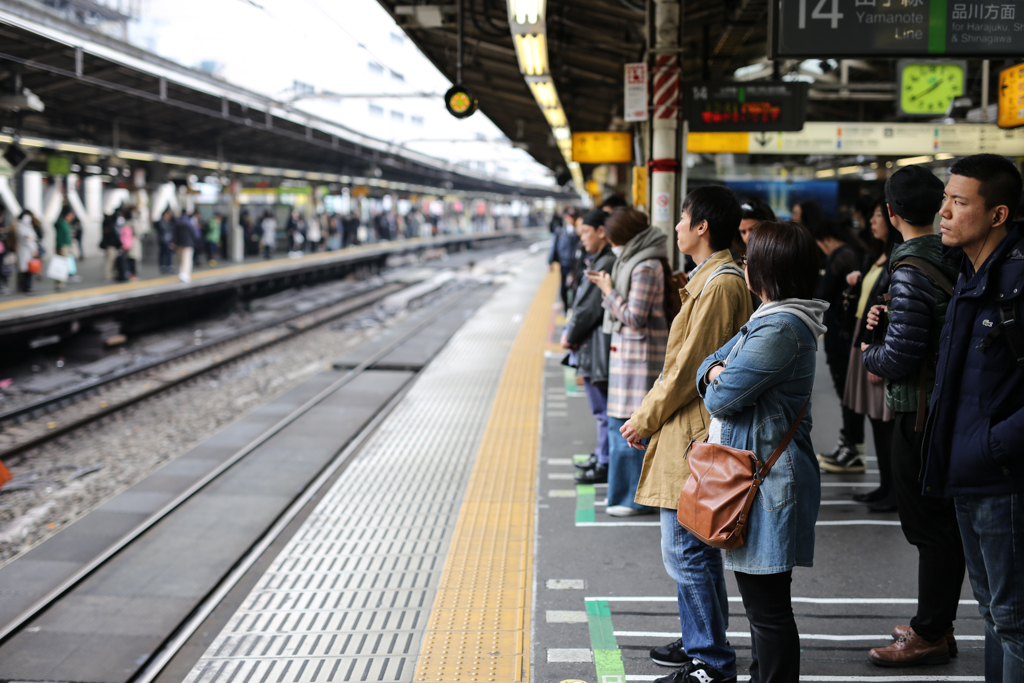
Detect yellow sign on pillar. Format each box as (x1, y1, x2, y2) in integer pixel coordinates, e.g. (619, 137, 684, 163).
(572, 132, 634, 164)
(632, 166, 648, 210)
(998, 62, 1024, 130)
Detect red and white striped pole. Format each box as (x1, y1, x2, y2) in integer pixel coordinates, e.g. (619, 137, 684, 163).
(649, 0, 681, 263)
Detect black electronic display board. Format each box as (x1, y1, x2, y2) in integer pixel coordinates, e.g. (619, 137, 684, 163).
(771, 0, 1024, 57)
(683, 82, 809, 132)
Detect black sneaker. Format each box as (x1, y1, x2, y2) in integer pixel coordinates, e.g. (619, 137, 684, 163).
(654, 660, 736, 683)
(574, 454, 597, 471)
(818, 442, 866, 473)
(650, 638, 688, 667)
(575, 464, 608, 484)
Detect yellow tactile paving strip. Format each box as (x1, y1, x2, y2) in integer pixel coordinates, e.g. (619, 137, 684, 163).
(415, 269, 559, 683)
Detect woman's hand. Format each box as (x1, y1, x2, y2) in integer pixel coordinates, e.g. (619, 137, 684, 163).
(865, 304, 886, 330)
(586, 270, 614, 296)
(620, 419, 646, 450)
(846, 270, 861, 286)
(560, 331, 572, 350)
(707, 365, 725, 383)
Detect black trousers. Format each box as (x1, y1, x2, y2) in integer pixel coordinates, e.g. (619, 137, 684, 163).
(891, 411, 966, 642)
(825, 347, 865, 445)
(734, 570, 799, 683)
(869, 416, 895, 497)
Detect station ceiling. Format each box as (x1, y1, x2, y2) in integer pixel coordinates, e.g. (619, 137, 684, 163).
(0, 3, 565, 198)
(378, 0, 902, 174)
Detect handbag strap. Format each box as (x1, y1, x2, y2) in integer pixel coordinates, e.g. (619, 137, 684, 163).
(756, 397, 810, 480)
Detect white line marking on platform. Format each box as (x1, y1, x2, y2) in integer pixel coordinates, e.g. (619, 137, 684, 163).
(548, 472, 576, 480)
(547, 411, 568, 417)
(548, 489, 576, 497)
(817, 520, 902, 526)
(547, 610, 589, 623)
(547, 579, 585, 590)
(577, 520, 902, 527)
(547, 648, 592, 663)
(547, 458, 574, 466)
(614, 631, 985, 642)
(585, 596, 980, 605)
(626, 676, 982, 682)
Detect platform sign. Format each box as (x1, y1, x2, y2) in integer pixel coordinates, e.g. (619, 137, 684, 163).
(572, 131, 633, 164)
(624, 63, 648, 122)
(771, 0, 1024, 57)
(685, 121, 1024, 155)
(683, 82, 808, 133)
(998, 62, 1024, 129)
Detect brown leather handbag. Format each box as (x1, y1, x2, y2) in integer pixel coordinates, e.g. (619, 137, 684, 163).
(676, 399, 809, 550)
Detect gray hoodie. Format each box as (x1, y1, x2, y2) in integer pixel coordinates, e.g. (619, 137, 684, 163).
(749, 298, 829, 342)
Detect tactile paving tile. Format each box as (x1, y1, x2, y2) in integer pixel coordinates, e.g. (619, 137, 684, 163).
(184, 256, 548, 683)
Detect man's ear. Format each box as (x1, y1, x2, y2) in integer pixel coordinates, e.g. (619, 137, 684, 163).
(993, 205, 1010, 228)
(886, 203, 897, 220)
(697, 220, 710, 235)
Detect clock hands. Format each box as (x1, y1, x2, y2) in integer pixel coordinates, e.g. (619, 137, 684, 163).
(910, 80, 942, 102)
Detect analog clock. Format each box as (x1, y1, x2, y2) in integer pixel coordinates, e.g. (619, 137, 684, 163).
(898, 61, 966, 116)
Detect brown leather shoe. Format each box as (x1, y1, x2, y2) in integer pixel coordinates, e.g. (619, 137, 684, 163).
(892, 624, 958, 657)
(869, 627, 950, 667)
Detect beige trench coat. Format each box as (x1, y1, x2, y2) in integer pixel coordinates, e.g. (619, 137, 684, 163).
(631, 249, 754, 510)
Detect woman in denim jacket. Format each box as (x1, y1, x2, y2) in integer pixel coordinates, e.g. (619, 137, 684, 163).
(696, 221, 826, 683)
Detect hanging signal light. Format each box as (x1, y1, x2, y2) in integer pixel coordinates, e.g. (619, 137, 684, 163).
(445, 84, 478, 119)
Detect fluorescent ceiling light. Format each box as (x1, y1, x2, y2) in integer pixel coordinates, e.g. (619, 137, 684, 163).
(514, 34, 549, 76)
(552, 126, 571, 141)
(897, 155, 933, 166)
(160, 155, 191, 165)
(529, 80, 558, 109)
(544, 106, 567, 127)
(230, 164, 257, 173)
(509, 0, 545, 25)
(18, 138, 46, 147)
(815, 169, 836, 178)
(117, 150, 156, 161)
(55, 143, 102, 154)
(934, 153, 955, 160)
(838, 165, 860, 175)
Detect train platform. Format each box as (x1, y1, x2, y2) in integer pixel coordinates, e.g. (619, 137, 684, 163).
(0, 249, 985, 683)
(0, 231, 524, 340)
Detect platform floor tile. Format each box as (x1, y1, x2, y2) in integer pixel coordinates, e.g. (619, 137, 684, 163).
(183, 255, 548, 683)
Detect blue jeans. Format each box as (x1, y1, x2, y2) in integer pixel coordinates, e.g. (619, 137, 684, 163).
(660, 508, 736, 677)
(582, 379, 608, 465)
(607, 416, 649, 509)
(955, 494, 1024, 683)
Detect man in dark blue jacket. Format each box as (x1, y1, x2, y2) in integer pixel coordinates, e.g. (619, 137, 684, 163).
(922, 153, 1024, 682)
(548, 208, 581, 312)
(862, 165, 964, 667)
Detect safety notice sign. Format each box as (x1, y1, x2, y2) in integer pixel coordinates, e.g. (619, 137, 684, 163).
(624, 63, 648, 122)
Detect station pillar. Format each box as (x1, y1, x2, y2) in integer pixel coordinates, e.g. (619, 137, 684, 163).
(229, 181, 243, 264)
(650, 0, 682, 268)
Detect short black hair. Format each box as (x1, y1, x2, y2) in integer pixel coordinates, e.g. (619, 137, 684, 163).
(601, 194, 629, 210)
(746, 221, 821, 301)
(949, 154, 1023, 216)
(738, 196, 776, 222)
(581, 209, 608, 228)
(681, 185, 741, 251)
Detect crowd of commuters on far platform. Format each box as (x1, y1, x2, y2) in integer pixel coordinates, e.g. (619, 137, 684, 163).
(552, 153, 1024, 683)
(0, 202, 489, 293)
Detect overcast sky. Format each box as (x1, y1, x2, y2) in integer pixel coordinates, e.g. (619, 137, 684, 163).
(128, 0, 553, 184)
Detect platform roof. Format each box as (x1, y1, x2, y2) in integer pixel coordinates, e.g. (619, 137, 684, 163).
(0, 1, 567, 198)
(377, 0, 899, 174)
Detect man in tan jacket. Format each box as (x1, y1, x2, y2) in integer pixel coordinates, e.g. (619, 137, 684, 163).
(620, 186, 754, 683)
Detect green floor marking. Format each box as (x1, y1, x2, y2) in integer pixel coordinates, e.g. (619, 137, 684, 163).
(562, 365, 580, 395)
(586, 600, 626, 683)
(576, 484, 595, 524)
(573, 453, 590, 464)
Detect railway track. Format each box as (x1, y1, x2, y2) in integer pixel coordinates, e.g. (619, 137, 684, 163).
(0, 280, 494, 682)
(0, 278, 409, 462)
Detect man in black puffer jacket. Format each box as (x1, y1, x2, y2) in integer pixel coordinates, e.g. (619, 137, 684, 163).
(862, 165, 965, 669)
(562, 209, 614, 484)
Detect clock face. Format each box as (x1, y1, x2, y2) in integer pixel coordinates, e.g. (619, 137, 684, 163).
(899, 62, 965, 116)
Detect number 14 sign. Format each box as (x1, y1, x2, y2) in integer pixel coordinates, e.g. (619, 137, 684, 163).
(771, 0, 1024, 57)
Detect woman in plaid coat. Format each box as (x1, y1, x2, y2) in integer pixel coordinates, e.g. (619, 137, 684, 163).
(587, 208, 674, 516)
